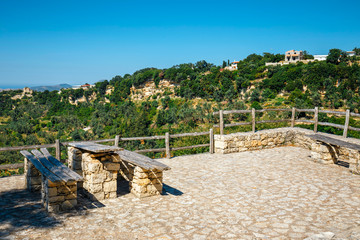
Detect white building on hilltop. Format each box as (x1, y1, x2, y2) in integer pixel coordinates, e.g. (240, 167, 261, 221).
(314, 55, 328, 61)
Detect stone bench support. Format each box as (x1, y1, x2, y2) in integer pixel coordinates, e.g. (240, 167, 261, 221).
(68, 147, 165, 200)
(24, 157, 41, 192)
(215, 127, 360, 173)
(42, 176, 78, 213)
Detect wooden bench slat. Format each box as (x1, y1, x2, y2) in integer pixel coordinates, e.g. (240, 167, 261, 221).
(67, 142, 123, 153)
(40, 148, 83, 181)
(20, 150, 63, 183)
(307, 134, 360, 151)
(31, 150, 75, 182)
(115, 150, 171, 171)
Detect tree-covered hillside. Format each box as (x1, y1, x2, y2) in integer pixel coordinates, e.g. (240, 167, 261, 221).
(1, 48, 360, 170)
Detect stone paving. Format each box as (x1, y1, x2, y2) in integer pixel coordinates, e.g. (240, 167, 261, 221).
(1, 147, 360, 239)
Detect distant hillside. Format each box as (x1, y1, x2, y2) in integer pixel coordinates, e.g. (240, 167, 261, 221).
(30, 84, 72, 92)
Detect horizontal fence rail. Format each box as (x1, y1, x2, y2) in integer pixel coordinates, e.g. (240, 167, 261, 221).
(3, 106, 360, 171)
(0, 130, 215, 170)
(213, 107, 360, 138)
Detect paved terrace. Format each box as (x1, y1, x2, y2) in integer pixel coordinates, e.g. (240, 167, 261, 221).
(1, 147, 360, 239)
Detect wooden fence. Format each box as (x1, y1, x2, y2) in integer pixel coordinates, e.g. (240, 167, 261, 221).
(0, 130, 215, 170)
(213, 107, 359, 138)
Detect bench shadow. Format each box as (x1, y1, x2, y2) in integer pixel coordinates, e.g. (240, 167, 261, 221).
(0, 188, 61, 238)
(77, 188, 106, 210)
(162, 183, 183, 196)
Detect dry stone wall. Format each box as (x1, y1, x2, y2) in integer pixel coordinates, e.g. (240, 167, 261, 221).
(215, 127, 360, 173)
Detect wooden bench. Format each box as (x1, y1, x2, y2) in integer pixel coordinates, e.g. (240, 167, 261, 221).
(20, 148, 83, 213)
(307, 134, 360, 172)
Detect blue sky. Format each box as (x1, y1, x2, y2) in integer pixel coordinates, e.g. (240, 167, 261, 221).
(0, 0, 359, 88)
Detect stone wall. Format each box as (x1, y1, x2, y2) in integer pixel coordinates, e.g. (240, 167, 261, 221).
(215, 127, 360, 173)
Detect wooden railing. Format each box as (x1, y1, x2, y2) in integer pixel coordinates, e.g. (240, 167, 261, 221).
(213, 107, 357, 138)
(0, 130, 215, 170)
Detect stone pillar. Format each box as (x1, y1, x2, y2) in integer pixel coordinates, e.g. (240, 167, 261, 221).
(42, 176, 78, 213)
(24, 157, 41, 192)
(81, 152, 119, 200)
(68, 147, 84, 188)
(130, 166, 163, 198)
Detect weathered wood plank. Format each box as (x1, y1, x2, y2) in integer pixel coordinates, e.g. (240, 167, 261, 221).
(255, 108, 291, 113)
(135, 148, 166, 153)
(306, 134, 360, 151)
(314, 107, 319, 133)
(343, 109, 350, 138)
(170, 131, 209, 138)
(256, 119, 291, 124)
(0, 143, 55, 152)
(116, 150, 170, 171)
(165, 132, 170, 159)
(319, 110, 347, 115)
(318, 122, 345, 129)
(219, 110, 224, 135)
(209, 128, 214, 154)
(296, 109, 315, 112)
(20, 150, 63, 183)
(295, 119, 315, 124)
(40, 148, 83, 181)
(171, 144, 210, 151)
(213, 109, 251, 115)
(120, 136, 166, 141)
(31, 150, 74, 182)
(67, 142, 123, 153)
(291, 107, 296, 127)
(350, 112, 360, 118)
(251, 108, 256, 133)
(348, 126, 360, 132)
(0, 163, 24, 170)
(224, 122, 252, 127)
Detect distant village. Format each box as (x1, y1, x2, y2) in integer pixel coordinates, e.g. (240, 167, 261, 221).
(223, 49, 357, 71)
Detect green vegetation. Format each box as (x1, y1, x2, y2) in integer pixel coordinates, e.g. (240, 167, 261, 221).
(1, 48, 360, 171)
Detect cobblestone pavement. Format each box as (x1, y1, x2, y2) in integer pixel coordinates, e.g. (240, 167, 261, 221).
(1, 147, 360, 239)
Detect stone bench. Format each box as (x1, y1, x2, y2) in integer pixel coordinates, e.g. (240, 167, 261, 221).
(215, 127, 360, 174)
(67, 142, 170, 200)
(20, 148, 83, 213)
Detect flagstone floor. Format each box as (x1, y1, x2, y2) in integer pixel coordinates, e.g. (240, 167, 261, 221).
(1, 147, 360, 239)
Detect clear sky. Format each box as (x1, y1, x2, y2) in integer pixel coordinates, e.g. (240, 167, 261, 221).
(0, 0, 359, 88)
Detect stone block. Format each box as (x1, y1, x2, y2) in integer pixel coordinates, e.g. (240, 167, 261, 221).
(104, 162, 120, 171)
(48, 180, 61, 187)
(65, 192, 77, 200)
(103, 180, 117, 192)
(89, 183, 103, 193)
(48, 187, 57, 197)
(89, 172, 107, 184)
(61, 200, 75, 211)
(215, 141, 227, 149)
(49, 195, 65, 203)
(31, 177, 42, 185)
(88, 160, 102, 173)
(133, 178, 151, 186)
(48, 205, 60, 213)
(92, 192, 105, 201)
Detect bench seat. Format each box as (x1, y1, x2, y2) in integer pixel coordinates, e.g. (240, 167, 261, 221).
(20, 149, 83, 213)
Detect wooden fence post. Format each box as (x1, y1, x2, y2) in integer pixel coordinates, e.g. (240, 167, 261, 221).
(343, 109, 350, 138)
(314, 107, 319, 133)
(252, 108, 256, 133)
(165, 132, 170, 159)
(114, 135, 120, 147)
(219, 110, 224, 135)
(209, 128, 214, 154)
(55, 139, 61, 161)
(291, 107, 296, 127)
